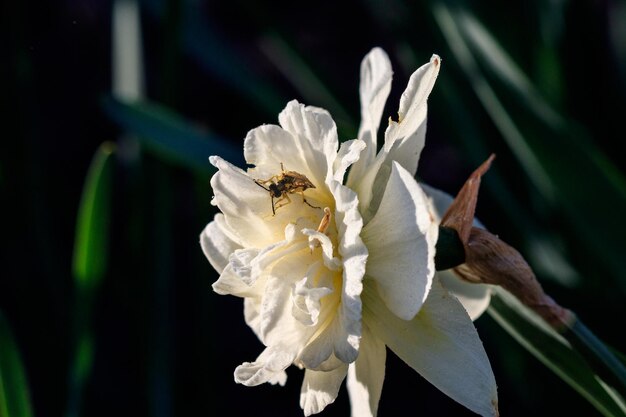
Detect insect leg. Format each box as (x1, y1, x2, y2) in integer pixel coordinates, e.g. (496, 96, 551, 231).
(300, 191, 320, 209)
(254, 174, 281, 188)
(274, 193, 292, 212)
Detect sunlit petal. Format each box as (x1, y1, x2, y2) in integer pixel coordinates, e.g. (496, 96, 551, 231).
(346, 325, 386, 417)
(362, 162, 438, 320)
(300, 365, 348, 416)
(382, 54, 441, 176)
(347, 47, 393, 187)
(364, 278, 498, 417)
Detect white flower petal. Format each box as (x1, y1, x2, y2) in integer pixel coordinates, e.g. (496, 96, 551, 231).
(257, 239, 330, 347)
(243, 124, 299, 174)
(421, 183, 492, 319)
(363, 278, 498, 417)
(209, 156, 283, 247)
(292, 275, 333, 326)
(300, 365, 348, 416)
(350, 56, 440, 224)
(382, 54, 441, 176)
(362, 162, 438, 320)
(200, 214, 242, 274)
(228, 248, 260, 286)
(331, 181, 368, 361)
(298, 318, 348, 370)
(296, 182, 367, 369)
(438, 270, 492, 320)
(244, 297, 263, 340)
(277, 100, 339, 189)
(346, 325, 386, 417)
(347, 48, 393, 187)
(212, 263, 259, 298)
(419, 182, 454, 221)
(243, 124, 328, 209)
(234, 345, 295, 387)
(259, 274, 301, 346)
(334, 139, 366, 182)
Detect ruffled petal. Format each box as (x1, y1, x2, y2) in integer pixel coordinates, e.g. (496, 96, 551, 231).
(300, 365, 349, 416)
(212, 263, 260, 298)
(259, 274, 302, 347)
(363, 278, 498, 417)
(297, 319, 348, 371)
(234, 345, 295, 387)
(200, 214, 242, 274)
(382, 54, 440, 176)
(334, 139, 366, 182)
(276, 100, 339, 190)
(330, 181, 368, 362)
(347, 48, 393, 188)
(209, 156, 284, 247)
(296, 182, 367, 369)
(422, 183, 492, 319)
(352, 56, 440, 224)
(292, 275, 334, 326)
(258, 234, 335, 348)
(361, 162, 438, 320)
(346, 325, 386, 417)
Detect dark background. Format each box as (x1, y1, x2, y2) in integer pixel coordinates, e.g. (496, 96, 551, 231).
(2, 0, 625, 416)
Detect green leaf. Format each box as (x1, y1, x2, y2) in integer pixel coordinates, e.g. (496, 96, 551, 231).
(68, 142, 115, 416)
(72, 142, 115, 289)
(0, 312, 34, 417)
(488, 288, 626, 417)
(564, 319, 626, 400)
(102, 96, 243, 173)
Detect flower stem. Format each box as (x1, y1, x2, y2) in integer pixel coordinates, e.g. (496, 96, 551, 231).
(434, 223, 626, 402)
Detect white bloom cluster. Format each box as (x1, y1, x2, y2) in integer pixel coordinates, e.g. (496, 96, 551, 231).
(201, 48, 497, 417)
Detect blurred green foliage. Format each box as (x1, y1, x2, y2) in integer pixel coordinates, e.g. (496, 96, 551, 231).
(1, 0, 625, 416)
(0, 313, 34, 417)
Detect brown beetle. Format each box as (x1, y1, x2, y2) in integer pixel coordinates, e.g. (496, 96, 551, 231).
(254, 163, 320, 215)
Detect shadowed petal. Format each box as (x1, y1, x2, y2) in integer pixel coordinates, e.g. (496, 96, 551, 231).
(200, 214, 242, 273)
(363, 278, 498, 417)
(438, 270, 492, 320)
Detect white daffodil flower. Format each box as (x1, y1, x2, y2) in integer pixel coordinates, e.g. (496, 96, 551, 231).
(200, 47, 498, 417)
